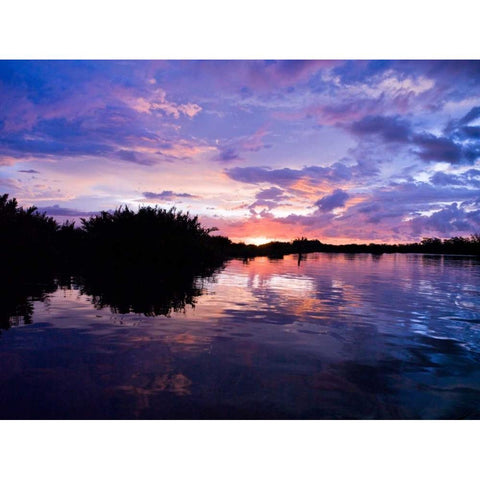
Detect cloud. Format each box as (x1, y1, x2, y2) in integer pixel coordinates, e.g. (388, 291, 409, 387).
(446, 104, 480, 142)
(330, 61, 480, 105)
(116, 149, 155, 166)
(0, 65, 205, 167)
(129, 88, 202, 119)
(247, 199, 280, 216)
(347, 111, 480, 165)
(453, 126, 480, 141)
(412, 133, 464, 163)
(273, 180, 480, 241)
(255, 187, 287, 201)
(178, 60, 336, 94)
(212, 127, 272, 163)
(39, 205, 98, 217)
(214, 147, 240, 162)
(349, 115, 412, 143)
(368, 182, 479, 209)
(226, 166, 301, 186)
(141, 191, 197, 201)
(0, 133, 115, 158)
(458, 106, 480, 125)
(205, 177, 480, 243)
(335, 181, 480, 238)
(428, 169, 480, 189)
(246, 187, 291, 215)
(430, 171, 464, 186)
(465, 169, 480, 180)
(306, 97, 386, 125)
(315, 189, 349, 211)
(18, 169, 40, 174)
(408, 203, 480, 235)
(225, 162, 354, 188)
(411, 132, 480, 165)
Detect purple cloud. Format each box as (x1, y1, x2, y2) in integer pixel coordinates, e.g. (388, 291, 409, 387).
(39, 205, 98, 217)
(349, 115, 412, 143)
(446, 105, 480, 143)
(348, 110, 480, 165)
(459, 106, 480, 125)
(255, 187, 287, 201)
(117, 149, 155, 166)
(226, 166, 301, 186)
(430, 171, 464, 186)
(142, 191, 197, 201)
(247, 187, 291, 215)
(413, 133, 464, 163)
(226, 163, 354, 188)
(315, 189, 349, 211)
(409, 203, 479, 235)
(214, 147, 241, 162)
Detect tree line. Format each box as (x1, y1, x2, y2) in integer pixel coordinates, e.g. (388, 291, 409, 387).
(1, 193, 479, 278)
(225, 235, 480, 258)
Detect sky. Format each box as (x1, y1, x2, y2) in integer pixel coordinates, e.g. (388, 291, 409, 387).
(1, 60, 480, 244)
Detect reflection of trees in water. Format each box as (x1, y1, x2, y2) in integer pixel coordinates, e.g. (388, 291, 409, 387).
(76, 265, 221, 317)
(0, 264, 223, 330)
(0, 274, 57, 331)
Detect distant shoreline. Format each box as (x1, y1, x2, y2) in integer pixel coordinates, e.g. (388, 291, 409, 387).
(228, 251, 480, 259)
(223, 236, 480, 258)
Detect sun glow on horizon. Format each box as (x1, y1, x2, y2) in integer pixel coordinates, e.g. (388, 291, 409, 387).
(243, 236, 276, 246)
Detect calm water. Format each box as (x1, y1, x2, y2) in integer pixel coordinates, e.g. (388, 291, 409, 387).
(1, 253, 480, 419)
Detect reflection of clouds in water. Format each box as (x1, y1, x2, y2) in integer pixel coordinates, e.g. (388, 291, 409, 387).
(2, 253, 480, 419)
(210, 262, 316, 317)
(264, 274, 315, 296)
(118, 372, 192, 398)
(210, 270, 317, 296)
(116, 371, 193, 417)
(196, 254, 480, 350)
(213, 271, 249, 288)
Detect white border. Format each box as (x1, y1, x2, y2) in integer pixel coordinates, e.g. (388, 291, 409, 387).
(0, 0, 478, 59)
(1, 2, 478, 478)
(2, 420, 478, 479)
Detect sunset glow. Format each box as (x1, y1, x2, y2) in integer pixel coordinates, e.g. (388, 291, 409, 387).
(1, 60, 480, 243)
(243, 236, 275, 246)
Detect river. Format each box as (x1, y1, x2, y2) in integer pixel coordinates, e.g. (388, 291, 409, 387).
(1, 253, 479, 419)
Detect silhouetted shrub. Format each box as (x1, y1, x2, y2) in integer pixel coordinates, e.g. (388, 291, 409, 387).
(79, 205, 226, 274)
(0, 194, 59, 272)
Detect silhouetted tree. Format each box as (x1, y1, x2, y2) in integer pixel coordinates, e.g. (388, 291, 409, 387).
(0, 193, 59, 272)
(79, 205, 225, 273)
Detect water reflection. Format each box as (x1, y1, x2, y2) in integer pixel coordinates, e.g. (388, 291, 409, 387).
(0, 274, 57, 331)
(77, 270, 206, 317)
(0, 265, 222, 329)
(1, 253, 480, 419)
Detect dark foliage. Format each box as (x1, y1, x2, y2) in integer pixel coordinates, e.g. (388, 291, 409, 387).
(0, 273, 57, 331)
(79, 205, 224, 273)
(225, 235, 480, 258)
(0, 193, 58, 272)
